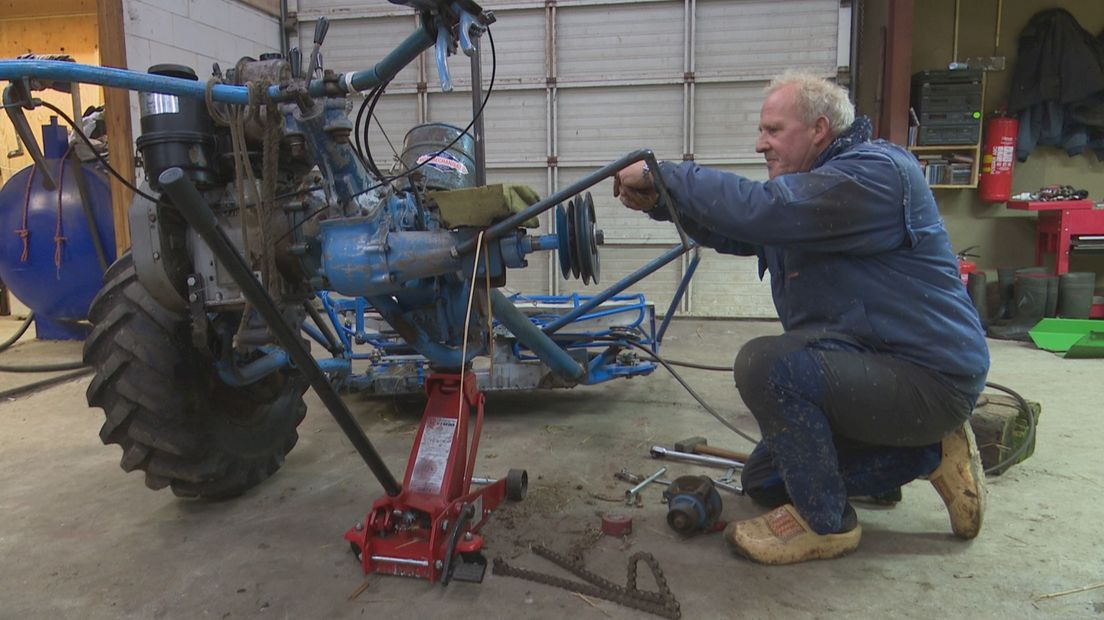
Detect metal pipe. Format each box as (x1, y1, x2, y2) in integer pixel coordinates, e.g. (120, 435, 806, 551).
(279, 0, 289, 56)
(470, 38, 486, 186)
(0, 22, 434, 103)
(542, 242, 694, 335)
(345, 24, 435, 94)
(490, 290, 584, 381)
(657, 247, 700, 344)
(158, 167, 401, 497)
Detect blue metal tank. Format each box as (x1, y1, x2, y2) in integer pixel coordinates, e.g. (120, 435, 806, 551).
(0, 119, 117, 340)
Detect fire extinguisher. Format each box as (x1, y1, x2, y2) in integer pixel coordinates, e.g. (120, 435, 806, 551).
(978, 115, 1019, 203)
(957, 246, 980, 286)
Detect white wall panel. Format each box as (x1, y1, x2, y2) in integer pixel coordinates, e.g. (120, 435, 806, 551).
(695, 0, 839, 78)
(557, 86, 682, 163)
(555, 2, 683, 85)
(693, 82, 768, 161)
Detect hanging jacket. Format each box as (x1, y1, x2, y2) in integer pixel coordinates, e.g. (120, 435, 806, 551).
(648, 117, 989, 395)
(1007, 8, 1104, 160)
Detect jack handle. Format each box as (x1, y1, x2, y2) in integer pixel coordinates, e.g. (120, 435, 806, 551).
(3, 82, 56, 189)
(440, 502, 476, 586)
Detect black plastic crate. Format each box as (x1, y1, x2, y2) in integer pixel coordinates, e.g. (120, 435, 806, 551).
(919, 109, 981, 126)
(916, 91, 983, 113)
(918, 124, 980, 146)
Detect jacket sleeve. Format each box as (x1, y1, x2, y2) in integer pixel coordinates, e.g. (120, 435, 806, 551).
(645, 201, 761, 257)
(655, 154, 909, 256)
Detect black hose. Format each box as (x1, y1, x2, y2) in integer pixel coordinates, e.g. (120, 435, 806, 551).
(621, 340, 760, 446)
(0, 312, 89, 371)
(0, 314, 34, 353)
(0, 359, 88, 372)
(0, 367, 92, 399)
(980, 380, 1037, 475)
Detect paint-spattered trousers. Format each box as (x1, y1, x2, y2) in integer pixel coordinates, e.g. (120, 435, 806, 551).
(733, 331, 979, 534)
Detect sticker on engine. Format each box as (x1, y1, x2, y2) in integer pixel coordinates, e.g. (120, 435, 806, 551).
(416, 151, 468, 175)
(408, 417, 457, 494)
(140, 92, 180, 116)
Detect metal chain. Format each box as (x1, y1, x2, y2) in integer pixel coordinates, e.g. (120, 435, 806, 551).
(492, 545, 680, 619)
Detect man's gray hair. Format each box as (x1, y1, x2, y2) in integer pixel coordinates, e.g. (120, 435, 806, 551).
(766, 70, 855, 136)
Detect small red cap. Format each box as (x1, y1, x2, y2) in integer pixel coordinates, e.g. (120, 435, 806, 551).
(601, 513, 633, 536)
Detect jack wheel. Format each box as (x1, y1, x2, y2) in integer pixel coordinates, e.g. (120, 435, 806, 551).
(506, 469, 528, 501)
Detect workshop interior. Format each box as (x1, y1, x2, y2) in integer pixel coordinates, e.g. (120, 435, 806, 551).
(0, 0, 1101, 617)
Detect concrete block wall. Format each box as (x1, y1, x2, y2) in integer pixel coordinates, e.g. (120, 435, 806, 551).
(121, 0, 280, 159)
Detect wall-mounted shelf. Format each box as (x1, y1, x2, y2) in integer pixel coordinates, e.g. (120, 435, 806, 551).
(909, 144, 981, 189)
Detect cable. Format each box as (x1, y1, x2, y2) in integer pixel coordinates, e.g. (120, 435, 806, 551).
(619, 339, 760, 446)
(0, 314, 34, 352)
(360, 81, 389, 179)
(0, 368, 92, 400)
(660, 358, 731, 372)
(36, 100, 160, 203)
(980, 380, 1037, 475)
(0, 360, 87, 372)
(0, 311, 89, 372)
(282, 25, 498, 244)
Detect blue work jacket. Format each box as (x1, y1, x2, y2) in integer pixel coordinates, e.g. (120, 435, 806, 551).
(649, 121, 989, 393)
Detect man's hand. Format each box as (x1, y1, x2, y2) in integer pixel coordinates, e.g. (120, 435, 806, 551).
(614, 161, 659, 212)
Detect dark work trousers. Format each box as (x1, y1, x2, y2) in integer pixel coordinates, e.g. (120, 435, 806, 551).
(733, 331, 979, 534)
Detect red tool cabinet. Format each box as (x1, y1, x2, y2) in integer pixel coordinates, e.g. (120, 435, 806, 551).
(1007, 199, 1104, 318)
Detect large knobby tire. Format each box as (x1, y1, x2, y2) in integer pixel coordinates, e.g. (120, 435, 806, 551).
(83, 254, 308, 498)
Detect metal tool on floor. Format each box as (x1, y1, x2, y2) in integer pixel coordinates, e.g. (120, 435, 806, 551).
(650, 445, 744, 470)
(673, 436, 750, 462)
(492, 544, 681, 619)
(624, 466, 667, 505)
(615, 468, 743, 497)
(662, 475, 724, 536)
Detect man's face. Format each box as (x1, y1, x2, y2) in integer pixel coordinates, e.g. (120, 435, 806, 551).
(755, 85, 829, 179)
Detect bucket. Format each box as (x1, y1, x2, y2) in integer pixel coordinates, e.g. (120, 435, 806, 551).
(400, 123, 476, 191)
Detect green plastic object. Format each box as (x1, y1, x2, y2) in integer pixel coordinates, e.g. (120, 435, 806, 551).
(1028, 318, 1104, 358)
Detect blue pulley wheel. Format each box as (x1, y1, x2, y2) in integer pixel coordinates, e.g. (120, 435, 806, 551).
(556, 204, 571, 279)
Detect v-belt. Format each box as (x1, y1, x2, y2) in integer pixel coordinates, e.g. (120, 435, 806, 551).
(492, 544, 681, 619)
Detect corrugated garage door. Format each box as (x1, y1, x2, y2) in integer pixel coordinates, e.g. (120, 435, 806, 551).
(290, 0, 844, 317)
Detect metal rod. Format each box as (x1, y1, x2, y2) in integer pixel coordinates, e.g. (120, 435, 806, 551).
(470, 37, 486, 186)
(542, 242, 694, 335)
(625, 466, 667, 504)
(371, 556, 429, 567)
(657, 247, 700, 345)
(158, 167, 401, 497)
(952, 0, 960, 64)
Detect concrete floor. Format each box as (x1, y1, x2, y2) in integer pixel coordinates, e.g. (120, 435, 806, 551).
(0, 313, 1102, 619)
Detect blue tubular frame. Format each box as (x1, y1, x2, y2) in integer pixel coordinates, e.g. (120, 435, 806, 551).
(311, 235, 703, 392)
(0, 25, 436, 104)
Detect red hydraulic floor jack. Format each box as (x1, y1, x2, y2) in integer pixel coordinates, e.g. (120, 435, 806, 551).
(345, 371, 527, 584)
